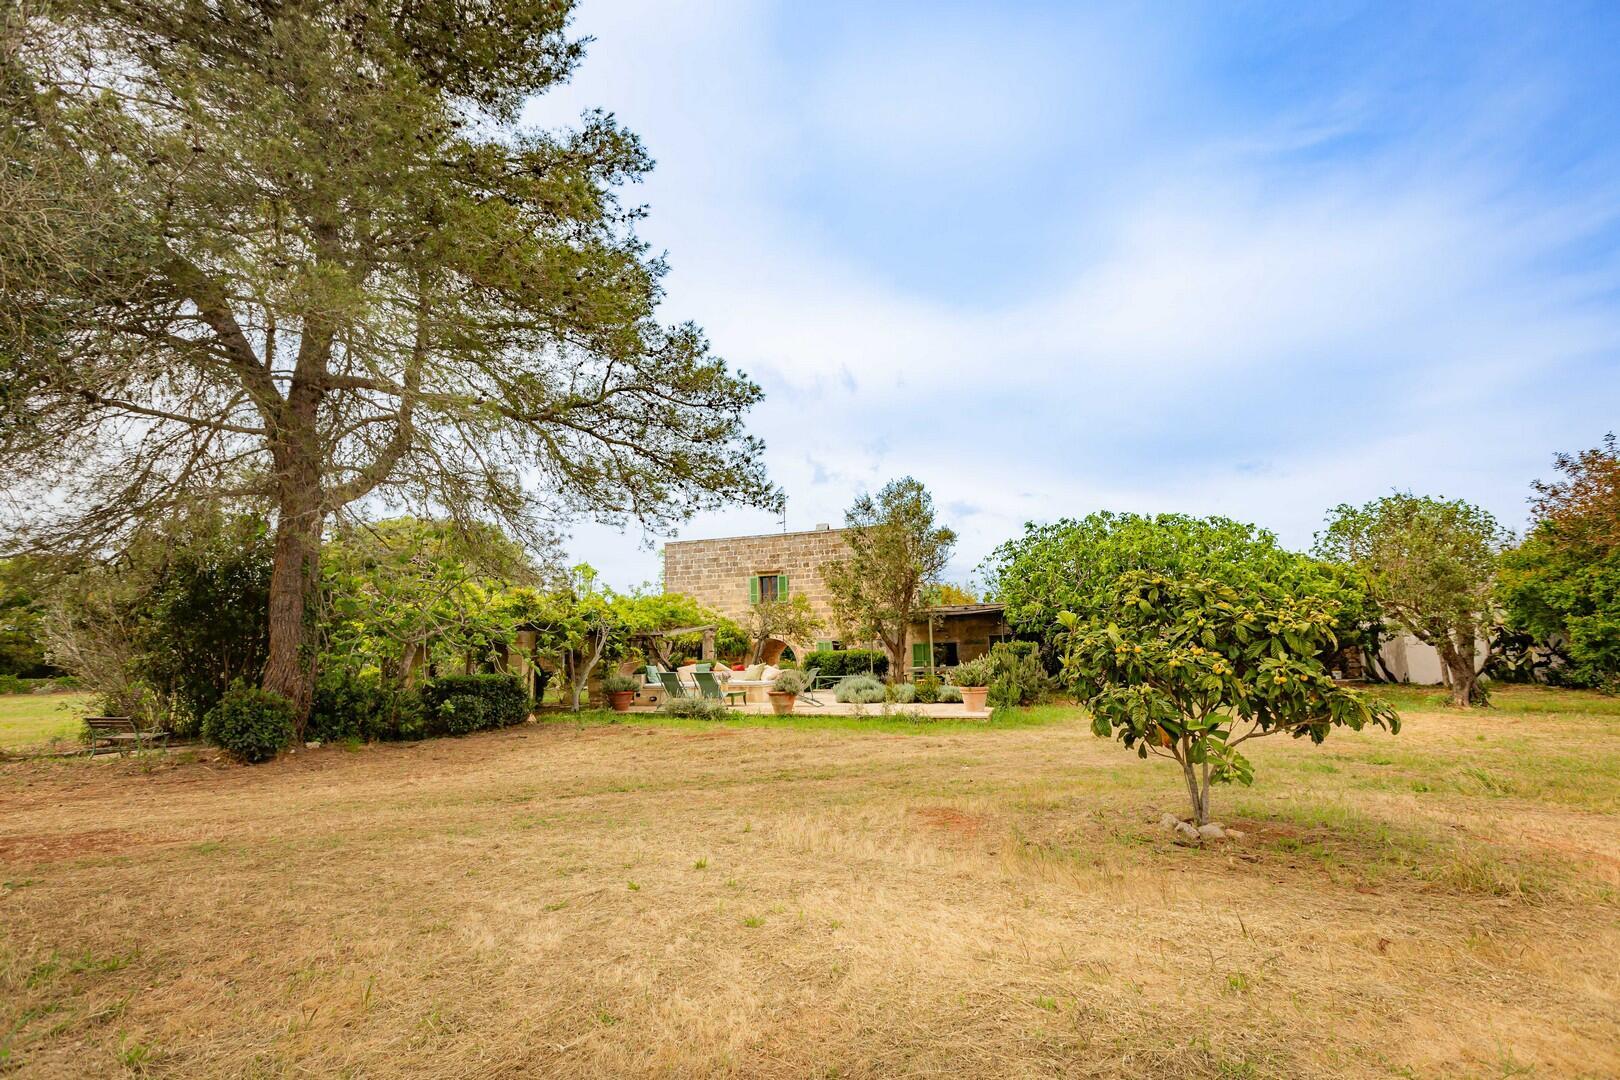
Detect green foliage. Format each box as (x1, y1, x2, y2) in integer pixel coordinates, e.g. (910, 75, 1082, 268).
(308, 668, 427, 743)
(986, 643, 1055, 708)
(770, 669, 809, 695)
(984, 513, 1292, 646)
(138, 516, 273, 726)
(0, 556, 63, 677)
(884, 682, 916, 704)
(2, 0, 780, 717)
(661, 697, 727, 720)
(1060, 517, 1400, 825)
(948, 656, 995, 688)
(602, 673, 641, 694)
(203, 684, 295, 764)
(322, 518, 543, 683)
(744, 594, 822, 661)
(1499, 438, 1620, 691)
(823, 478, 956, 674)
(419, 674, 528, 736)
(1316, 494, 1506, 705)
(936, 684, 963, 704)
(806, 649, 888, 679)
(834, 674, 886, 704)
(912, 674, 942, 703)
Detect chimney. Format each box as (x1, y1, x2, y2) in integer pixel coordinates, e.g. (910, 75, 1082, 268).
(814, 522, 830, 531)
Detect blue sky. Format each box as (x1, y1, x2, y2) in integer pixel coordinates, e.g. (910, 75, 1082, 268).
(526, 0, 1620, 592)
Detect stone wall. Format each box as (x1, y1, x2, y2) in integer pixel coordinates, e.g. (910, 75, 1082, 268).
(903, 611, 1007, 670)
(663, 527, 850, 638)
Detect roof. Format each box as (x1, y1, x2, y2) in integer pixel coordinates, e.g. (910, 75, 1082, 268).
(663, 526, 845, 546)
(924, 603, 1005, 618)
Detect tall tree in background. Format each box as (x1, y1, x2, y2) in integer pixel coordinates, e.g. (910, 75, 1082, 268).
(822, 477, 956, 679)
(1500, 435, 1620, 689)
(0, 0, 777, 723)
(1316, 494, 1507, 706)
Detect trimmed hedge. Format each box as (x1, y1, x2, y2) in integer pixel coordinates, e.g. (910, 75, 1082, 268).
(203, 684, 295, 763)
(420, 674, 528, 737)
(309, 669, 427, 743)
(807, 649, 888, 679)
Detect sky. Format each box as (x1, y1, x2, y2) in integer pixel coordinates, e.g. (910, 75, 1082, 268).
(523, 0, 1620, 593)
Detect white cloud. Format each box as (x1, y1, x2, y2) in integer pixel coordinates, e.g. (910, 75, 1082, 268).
(538, 1, 1620, 591)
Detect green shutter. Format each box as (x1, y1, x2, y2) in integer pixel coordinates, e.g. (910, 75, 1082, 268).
(748, 576, 759, 604)
(911, 642, 930, 668)
(778, 574, 789, 598)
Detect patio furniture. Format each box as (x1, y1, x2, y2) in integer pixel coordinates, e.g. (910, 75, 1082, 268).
(694, 671, 746, 706)
(84, 716, 170, 756)
(798, 667, 826, 706)
(658, 671, 690, 700)
(727, 680, 774, 705)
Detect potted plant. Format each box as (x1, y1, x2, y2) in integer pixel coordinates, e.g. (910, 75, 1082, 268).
(947, 657, 995, 714)
(603, 673, 641, 713)
(767, 669, 808, 715)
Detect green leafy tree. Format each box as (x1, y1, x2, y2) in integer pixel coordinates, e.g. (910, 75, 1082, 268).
(1499, 436, 1620, 689)
(505, 566, 624, 711)
(1316, 495, 1508, 706)
(983, 513, 1277, 647)
(613, 591, 745, 666)
(743, 594, 823, 663)
(1, 0, 778, 728)
(823, 477, 956, 679)
(1059, 517, 1399, 827)
(322, 518, 544, 686)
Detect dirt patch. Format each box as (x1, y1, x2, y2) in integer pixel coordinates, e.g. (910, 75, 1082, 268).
(0, 827, 143, 864)
(913, 806, 987, 838)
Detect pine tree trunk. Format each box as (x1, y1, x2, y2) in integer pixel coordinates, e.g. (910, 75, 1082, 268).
(262, 382, 325, 734)
(263, 500, 322, 730)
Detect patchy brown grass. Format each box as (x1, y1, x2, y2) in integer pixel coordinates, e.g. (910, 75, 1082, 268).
(1, 690, 1617, 1078)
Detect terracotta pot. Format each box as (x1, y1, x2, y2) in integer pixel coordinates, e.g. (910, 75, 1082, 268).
(959, 686, 989, 713)
(768, 691, 797, 715)
(609, 690, 636, 713)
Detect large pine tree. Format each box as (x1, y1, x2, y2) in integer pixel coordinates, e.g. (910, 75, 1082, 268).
(0, 0, 778, 724)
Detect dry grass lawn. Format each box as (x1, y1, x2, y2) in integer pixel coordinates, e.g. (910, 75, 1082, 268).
(2, 687, 1617, 1078)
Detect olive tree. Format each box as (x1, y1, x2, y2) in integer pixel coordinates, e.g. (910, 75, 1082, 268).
(1058, 515, 1399, 827)
(822, 477, 956, 679)
(0, 0, 777, 727)
(1316, 495, 1507, 706)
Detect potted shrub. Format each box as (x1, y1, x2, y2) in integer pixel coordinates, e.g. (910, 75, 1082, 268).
(947, 657, 995, 714)
(603, 673, 641, 713)
(767, 669, 808, 715)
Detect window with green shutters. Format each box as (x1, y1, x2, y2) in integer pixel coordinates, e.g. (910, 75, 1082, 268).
(911, 642, 930, 669)
(749, 574, 788, 603)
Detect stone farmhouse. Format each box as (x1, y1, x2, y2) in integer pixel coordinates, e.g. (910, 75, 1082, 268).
(662, 525, 1010, 673)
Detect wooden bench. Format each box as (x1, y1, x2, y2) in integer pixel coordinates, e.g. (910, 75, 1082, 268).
(83, 716, 170, 756)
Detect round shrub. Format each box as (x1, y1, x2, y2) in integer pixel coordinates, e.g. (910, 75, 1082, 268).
(603, 673, 641, 694)
(202, 684, 294, 763)
(311, 669, 427, 743)
(884, 682, 916, 704)
(661, 697, 727, 720)
(948, 656, 995, 688)
(937, 684, 963, 704)
(420, 674, 527, 737)
(770, 669, 809, 695)
(834, 674, 885, 704)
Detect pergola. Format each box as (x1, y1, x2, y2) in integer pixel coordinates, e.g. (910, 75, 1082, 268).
(633, 624, 718, 667)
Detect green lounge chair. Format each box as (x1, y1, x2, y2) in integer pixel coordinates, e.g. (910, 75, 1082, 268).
(798, 667, 825, 706)
(658, 671, 689, 700)
(694, 670, 745, 706)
